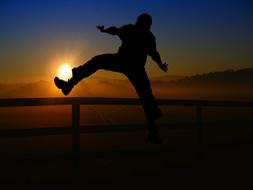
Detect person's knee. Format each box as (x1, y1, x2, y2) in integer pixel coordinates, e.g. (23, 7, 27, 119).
(91, 55, 103, 64)
(84, 56, 103, 70)
(78, 57, 101, 71)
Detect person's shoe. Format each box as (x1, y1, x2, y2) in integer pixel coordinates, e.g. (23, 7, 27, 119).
(146, 129, 163, 144)
(54, 77, 73, 96)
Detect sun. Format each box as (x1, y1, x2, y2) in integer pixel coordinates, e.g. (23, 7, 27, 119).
(57, 64, 72, 81)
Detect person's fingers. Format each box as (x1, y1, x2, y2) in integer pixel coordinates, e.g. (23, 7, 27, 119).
(163, 64, 168, 72)
(96, 25, 104, 30)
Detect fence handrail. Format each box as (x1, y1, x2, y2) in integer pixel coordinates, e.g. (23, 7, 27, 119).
(0, 97, 253, 107)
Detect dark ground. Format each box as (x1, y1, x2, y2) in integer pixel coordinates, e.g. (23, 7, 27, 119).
(0, 123, 253, 189)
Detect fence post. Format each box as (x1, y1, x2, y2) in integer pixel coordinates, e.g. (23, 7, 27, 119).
(196, 105, 204, 162)
(196, 106, 203, 145)
(72, 103, 80, 181)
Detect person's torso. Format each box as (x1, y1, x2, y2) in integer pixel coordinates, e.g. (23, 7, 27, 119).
(117, 24, 155, 67)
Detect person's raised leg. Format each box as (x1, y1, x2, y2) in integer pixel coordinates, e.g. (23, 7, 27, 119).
(54, 54, 120, 95)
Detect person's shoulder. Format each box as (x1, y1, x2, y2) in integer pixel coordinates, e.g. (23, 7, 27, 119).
(148, 30, 156, 41)
(120, 24, 134, 30)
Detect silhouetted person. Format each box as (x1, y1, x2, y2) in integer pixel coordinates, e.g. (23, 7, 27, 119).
(54, 13, 168, 143)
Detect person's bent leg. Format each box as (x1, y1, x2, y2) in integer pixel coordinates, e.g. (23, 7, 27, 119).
(55, 54, 120, 95)
(70, 54, 120, 85)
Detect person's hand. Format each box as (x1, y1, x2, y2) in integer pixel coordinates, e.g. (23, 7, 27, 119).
(96, 25, 105, 32)
(159, 62, 168, 72)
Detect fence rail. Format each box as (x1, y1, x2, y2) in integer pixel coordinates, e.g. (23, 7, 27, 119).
(0, 97, 253, 180)
(1, 97, 253, 107)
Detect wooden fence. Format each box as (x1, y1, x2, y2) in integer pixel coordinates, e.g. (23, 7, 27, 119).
(0, 97, 253, 179)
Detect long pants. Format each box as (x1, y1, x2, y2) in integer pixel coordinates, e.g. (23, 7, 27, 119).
(71, 54, 161, 128)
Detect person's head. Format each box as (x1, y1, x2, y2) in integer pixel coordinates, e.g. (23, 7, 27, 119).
(136, 13, 152, 30)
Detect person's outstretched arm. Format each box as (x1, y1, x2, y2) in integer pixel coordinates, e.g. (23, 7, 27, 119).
(97, 25, 119, 35)
(150, 48, 168, 72)
(148, 34, 168, 72)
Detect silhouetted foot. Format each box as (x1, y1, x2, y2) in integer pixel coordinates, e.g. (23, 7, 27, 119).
(54, 77, 73, 96)
(146, 129, 163, 144)
(146, 135, 163, 144)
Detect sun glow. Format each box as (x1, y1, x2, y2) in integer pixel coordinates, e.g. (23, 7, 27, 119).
(57, 64, 72, 81)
